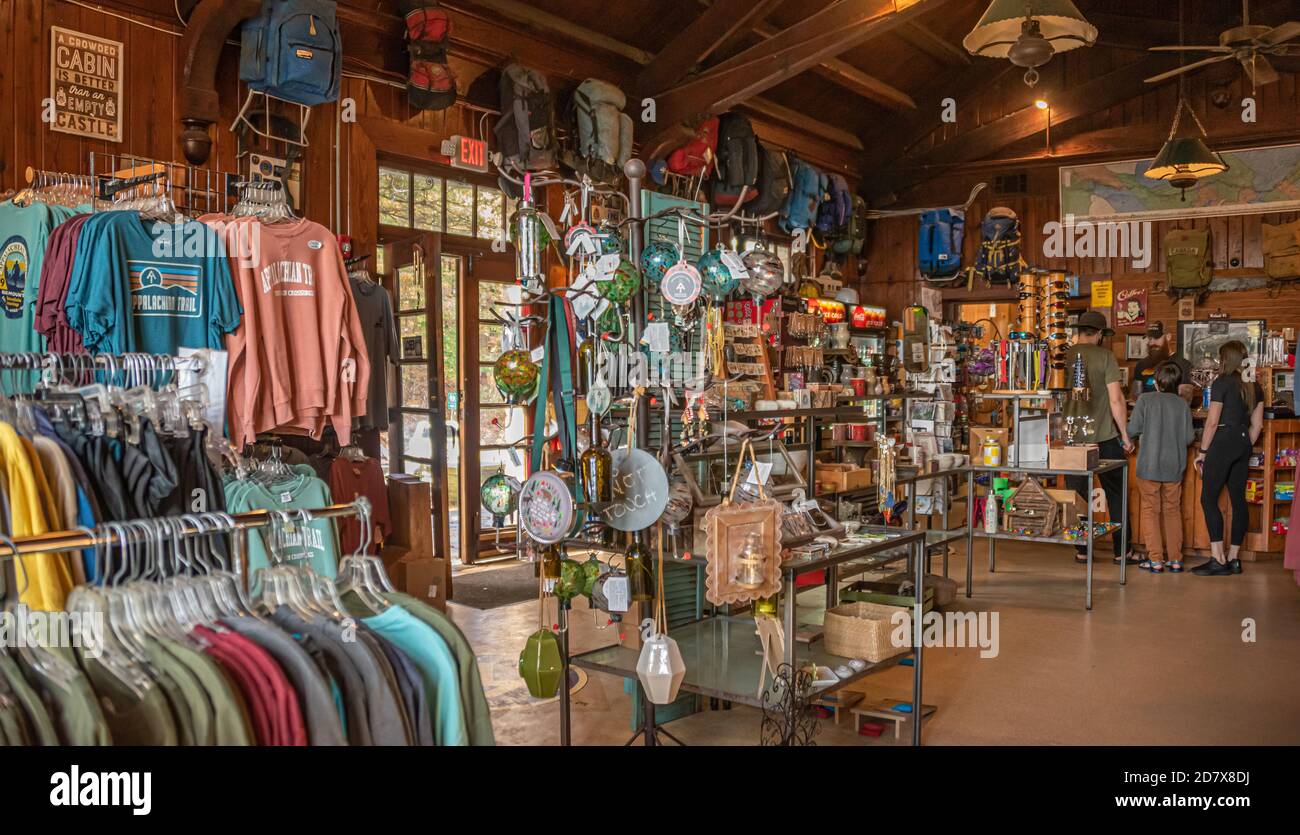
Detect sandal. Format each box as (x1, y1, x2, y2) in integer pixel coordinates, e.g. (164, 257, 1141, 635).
(1113, 552, 1141, 565)
(1166, 560, 1184, 573)
(1139, 559, 1164, 573)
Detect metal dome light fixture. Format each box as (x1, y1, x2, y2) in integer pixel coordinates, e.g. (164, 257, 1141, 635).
(963, 0, 1098, 86)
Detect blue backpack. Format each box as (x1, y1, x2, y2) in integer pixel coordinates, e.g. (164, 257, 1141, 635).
(973, 207, 1024, 284)
(918, 209, 965, 279)
(816, 173, 852, 236)
(780, 157, 827, 234)
(240, 0, 342, 106)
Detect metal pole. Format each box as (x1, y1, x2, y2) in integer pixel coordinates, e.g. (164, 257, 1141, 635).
(965, 469, 974, 597)
(559, 605, 571, 746)
(625, 159, 649, 449)
(912, 535, 924, 746)
(1086, 471, 1094, 610)
(1119, 462, 1129, 585)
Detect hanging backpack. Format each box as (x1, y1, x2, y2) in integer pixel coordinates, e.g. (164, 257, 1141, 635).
(1261, 218, 1300, 282)
(747, 143, 791, 217)
(714, 113, 759, 190)
(239, 0, 342, 106)
(973, 207, 1023, 284)
(780, 157, 826, 234)
(1165, 228, 1213, 296)
(404, 5, 457, 111)
(665, 117, 719, 178)
(833, 195, 869, 257)
(918, 208, 965, 279)
(816, 173, 852, 236)
(571, 79, 634, 181)
(494, 64, 557, 172)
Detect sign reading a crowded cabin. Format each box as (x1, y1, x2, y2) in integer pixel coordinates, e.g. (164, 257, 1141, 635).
(49, 26, 123, 142)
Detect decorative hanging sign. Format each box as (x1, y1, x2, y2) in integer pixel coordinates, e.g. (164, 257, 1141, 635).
(1114, 287, 1146, 329)
(518, 470, 577, 544)
(50, 27, 123, 142)
(602, 448, 669, 532)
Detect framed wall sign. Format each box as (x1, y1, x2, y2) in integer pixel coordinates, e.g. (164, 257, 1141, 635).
(1114, 287, 1146, 329)
(50, 27, 123, 142)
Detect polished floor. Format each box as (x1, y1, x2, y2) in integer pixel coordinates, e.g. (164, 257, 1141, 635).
(447, 539, 1300, 746)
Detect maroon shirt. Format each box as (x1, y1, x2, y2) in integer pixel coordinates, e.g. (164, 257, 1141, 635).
(329, 456, 391, 555)
(35, 214, 89, 354)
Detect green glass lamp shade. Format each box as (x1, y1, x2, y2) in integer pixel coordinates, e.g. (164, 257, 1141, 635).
(480, 472, 521, 523)
(519, 629, 563, 698)
(697, 249, 738, 301)
(597, 258, 642, 306)
(963, 0, 1097, 60)
(1144, 137, 1228, 198)
(640, 240, 680, 289)
(493, 349, 539, 403)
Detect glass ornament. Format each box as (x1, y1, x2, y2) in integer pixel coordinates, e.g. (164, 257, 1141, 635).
(740, 246, 785, 299)
(596, 302, 622, 336)
(480, 471, 521, 525)
(493, 350, 539, 403)
(596, 258, 642, 306)
(639, 240, 680, 289)
(697, 248, 738, 301)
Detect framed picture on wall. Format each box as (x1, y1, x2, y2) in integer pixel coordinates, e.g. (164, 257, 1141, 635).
(1126, 334, 1148, 360)
(1178, 319, 1266, 370)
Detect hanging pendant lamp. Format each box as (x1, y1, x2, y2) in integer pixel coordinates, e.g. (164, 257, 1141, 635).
(963, 0, 1097, 86)
(1143, 1, 1228, 201)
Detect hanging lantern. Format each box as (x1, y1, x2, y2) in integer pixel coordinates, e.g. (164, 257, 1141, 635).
(732, 531, 767, 590)
(519, 629, 563, 698)
(963, 0, 1097, 87)
(480, 471, 521, 526)
(740, 244, 785, 300)
(640, 240, 680, 289)
(1144, 108, 1227, 201)
(596, 257, 642, 306)
(697, 247, 739, 301)
(493, 349, 539, 403)
(636, 631, 685, 705)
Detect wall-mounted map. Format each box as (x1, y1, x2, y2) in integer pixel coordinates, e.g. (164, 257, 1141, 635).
(1060, 142, 1300, 223)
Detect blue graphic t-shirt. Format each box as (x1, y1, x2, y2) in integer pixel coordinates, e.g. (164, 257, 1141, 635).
(0, 200, 79, 356)
(65, 212, 242, 355)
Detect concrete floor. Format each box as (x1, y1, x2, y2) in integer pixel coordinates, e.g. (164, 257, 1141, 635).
(447, 539, 1300, 746)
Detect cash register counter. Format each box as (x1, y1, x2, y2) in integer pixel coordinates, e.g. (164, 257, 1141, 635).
(1127, 418, 1298, 560)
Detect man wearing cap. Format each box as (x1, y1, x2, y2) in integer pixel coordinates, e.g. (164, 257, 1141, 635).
(1063, 310, 1136, 564)
(1130, 321, 1193, 401)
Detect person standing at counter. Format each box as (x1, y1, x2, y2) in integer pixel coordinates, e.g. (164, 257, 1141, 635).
(1127, 363, 1195, 573)
(1193, 340, 1264, 577)
(1129, 321, 1194, 403)
(1064, 311, 1136, 565)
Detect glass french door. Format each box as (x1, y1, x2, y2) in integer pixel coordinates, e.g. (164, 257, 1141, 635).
(383, 232, 452, 563)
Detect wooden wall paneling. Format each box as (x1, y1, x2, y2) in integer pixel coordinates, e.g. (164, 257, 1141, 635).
(43, 0, 83, 179)
(10, 0, 43, 190)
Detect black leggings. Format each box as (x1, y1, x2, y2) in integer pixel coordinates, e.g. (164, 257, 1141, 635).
(1200, 425, 1252, 546)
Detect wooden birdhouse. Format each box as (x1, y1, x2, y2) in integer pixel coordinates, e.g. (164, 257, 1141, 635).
(1003, 477, 1058, 537)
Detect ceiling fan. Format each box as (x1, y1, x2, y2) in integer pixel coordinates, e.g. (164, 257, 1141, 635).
(1144, 0, 1300, 90)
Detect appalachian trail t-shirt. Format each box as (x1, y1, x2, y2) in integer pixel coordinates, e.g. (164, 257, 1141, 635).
(0, 200, 79, 355)
(65, 212, 242, 355)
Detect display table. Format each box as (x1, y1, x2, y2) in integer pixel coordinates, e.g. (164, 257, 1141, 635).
(564, 528, 929, 745)
(964, 460, 1129, 610)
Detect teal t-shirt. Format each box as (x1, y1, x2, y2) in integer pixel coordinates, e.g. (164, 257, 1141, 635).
(363, 605, 468, 747)
(65, 212, 242, 356)
(225, 474, 339, 588)
(0, 200, 78, 356)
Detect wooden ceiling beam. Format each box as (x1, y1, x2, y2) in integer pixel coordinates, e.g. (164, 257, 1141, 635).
(638, 0, 784, 96)
(750, 21, 917, 111)
(644, 0, 952, 157)
(897, 22, 970, 66)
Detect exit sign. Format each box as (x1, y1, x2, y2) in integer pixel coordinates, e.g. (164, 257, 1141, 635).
(443, 135, 489, 173)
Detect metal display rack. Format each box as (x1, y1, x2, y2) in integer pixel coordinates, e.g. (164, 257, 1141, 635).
(963, 460, 1130, 610)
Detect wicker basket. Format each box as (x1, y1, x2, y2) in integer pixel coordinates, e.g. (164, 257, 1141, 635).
(822, 601, 911, 663)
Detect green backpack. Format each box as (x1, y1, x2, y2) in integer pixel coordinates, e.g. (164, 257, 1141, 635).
(1165, 228, 1212, 292)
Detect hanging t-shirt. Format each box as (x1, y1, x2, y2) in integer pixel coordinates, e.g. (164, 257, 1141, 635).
(350, 277, 398, 430)
(65, 211, 242, 356)
(0, 200, 78, 356)
(34, 214, 92, 354)
(0, 421, 73, 611)
(225, 473, 340, 587)
(328, 455, 391, 555)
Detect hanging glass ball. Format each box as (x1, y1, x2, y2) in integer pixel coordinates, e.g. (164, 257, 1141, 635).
(598, 227, 624, 255)
(740, 247, 785, 299)
(480, 471, 521, 520)
(640, 240, 680, 289)
(697, 248, 738, 301)
(595, 303, 621, 336)
(597, 258, 642, 306)
(493, 350, 539, 403)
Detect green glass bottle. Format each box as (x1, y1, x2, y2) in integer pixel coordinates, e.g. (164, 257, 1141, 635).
(578, 411, 612, 533)
(577, 337, 595, 396)
(540, 544, 562, 581)
(625, 530, 655, 602)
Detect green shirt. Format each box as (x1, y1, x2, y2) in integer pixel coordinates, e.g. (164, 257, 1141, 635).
(1064, 343, 1122, 444)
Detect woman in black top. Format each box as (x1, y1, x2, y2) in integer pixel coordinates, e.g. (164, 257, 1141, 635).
(1193, 340, 1265, 576)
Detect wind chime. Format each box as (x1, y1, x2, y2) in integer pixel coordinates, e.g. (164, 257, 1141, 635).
(877, 435, 899, 523)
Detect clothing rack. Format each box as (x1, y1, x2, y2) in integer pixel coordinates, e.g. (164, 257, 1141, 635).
(0, 500, 369, 560)
(88, 151, 237, 218)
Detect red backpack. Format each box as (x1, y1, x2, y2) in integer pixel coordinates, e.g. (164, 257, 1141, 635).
(404, 5, 456, 111)
(666, 117, 719, 178)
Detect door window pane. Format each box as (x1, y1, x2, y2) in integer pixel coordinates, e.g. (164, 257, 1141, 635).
(446, 180, 474, 236)
(476, 187, 504, 239)
(399, 315, 427, 360)
(401, 364, 429, 408)
(478, 366, 506, 405)
(480, 406, 527, 446)
(478, 323, 508, 359)
(397, 266, 424, 311)
(379, 168, 411, 227)
(478, 281, 513, 317)
(402, 414, 435, 461)
(402, 458, 433, 482)
(440, 256, 459, 402)
(414, 174, 444, 231)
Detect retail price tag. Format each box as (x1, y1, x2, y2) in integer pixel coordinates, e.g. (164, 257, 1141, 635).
(178, 347, 229, 432)
(531, 345, 546, 363)
(280, 492, 293, 504)
(745, 461, 773, 487)
(604, 575, 629, 613)
(594, 253, 620, 281)
(644, 321, 670, 353)
(571, 269, 600, 321)
(720, 250, 749, 279)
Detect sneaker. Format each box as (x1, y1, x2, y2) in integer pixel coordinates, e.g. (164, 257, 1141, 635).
(1188, 558, 1218, 573)
(1192, 560, 1233, 576)
(1228, 559, 1242, 575)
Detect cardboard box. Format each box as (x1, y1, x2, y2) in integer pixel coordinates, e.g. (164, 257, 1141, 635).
(1049, 444, 1099, 471)
(391, 555, 449, 611)
(970, 427, 1009, 458)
